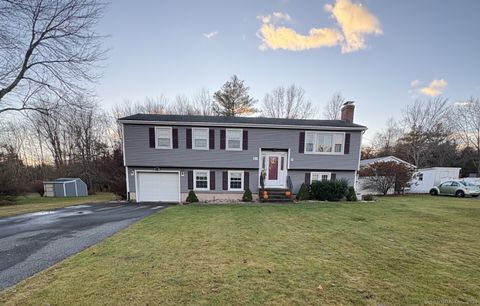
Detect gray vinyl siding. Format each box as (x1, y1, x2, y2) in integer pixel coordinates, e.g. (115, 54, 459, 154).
(76, 180, 88, 196)
(124, 125, 362, 171)
(127, 167, 355, 194)
(65, 182, 76, 196)
(54, 183, 65, 197)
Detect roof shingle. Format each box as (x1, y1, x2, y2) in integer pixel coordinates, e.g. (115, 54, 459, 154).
(119, 114, 367, 129)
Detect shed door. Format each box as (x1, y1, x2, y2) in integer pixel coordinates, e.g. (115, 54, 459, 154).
(137, 172, 180, 202)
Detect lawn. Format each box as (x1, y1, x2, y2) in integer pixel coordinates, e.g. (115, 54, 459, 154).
(0, 193, 117, 217)
(1, 196, 479, 305)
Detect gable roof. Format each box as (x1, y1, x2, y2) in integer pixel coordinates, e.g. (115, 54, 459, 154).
(118, 114, 367, 131)
(360, 156, 416, 168)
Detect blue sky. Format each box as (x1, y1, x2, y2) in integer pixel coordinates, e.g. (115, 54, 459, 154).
(96, 0, 480, 142)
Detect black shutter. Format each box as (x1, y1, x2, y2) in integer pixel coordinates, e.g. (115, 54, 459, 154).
(299, 132, 305, 153)
(331, 173, 336, 181)
(186, 128, 192, 149)
(344, 133, 351, 154)
(242, 130, 248, 150)
(209, 129, 215, 150)
(210, 171, 215, 190)
(305, 172, 311, 184)
(172, 128, 178, 149)
(222, 171, 228, 190)
(149, 127, 155, 148)
(244, 171, 249, 190)
(188, 171, 193, 190)
(220, 129, 226, 150)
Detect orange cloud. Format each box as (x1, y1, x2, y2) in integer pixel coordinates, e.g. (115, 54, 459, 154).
(325, 0, 382, 53)
(420, 79, 447, 97)
(257, 0, 382, 53)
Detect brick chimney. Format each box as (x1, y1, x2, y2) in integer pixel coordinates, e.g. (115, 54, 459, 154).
(341, 101, 355, 123)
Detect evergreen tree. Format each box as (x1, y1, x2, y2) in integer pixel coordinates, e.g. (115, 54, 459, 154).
(213, 75, 256, 116)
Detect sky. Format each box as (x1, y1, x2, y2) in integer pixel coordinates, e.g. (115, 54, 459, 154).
(95, 0, 480, 143)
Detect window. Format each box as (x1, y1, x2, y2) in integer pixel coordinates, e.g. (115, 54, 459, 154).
(311, 172, 331, 183)
(226, 129, 242, 150)
(304, 132, 344, 154)
(155, 127, 172, 149)
(194, 170, 209, 190)
(228, 171, 244, 190)
(192, 128, 209, 150)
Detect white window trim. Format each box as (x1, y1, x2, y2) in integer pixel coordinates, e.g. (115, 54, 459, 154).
(192, 128, 209, 150)
(226, 128, 243, 151)
(304, 131, 345, 155)
(194, 170, 210, 191)
(155, 127, 172, 149)
(310, 172, 331, 183)
(228, 170, 244, 191)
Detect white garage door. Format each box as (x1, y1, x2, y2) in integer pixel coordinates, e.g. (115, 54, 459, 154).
(137, 172, 180, 202)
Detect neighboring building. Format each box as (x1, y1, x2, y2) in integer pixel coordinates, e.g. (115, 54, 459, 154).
(119, 102, 367, 203)
(43, 178, 88, 197)
(409, 167, 461, 193)
(360, 156, 416, 170)
(357, 156, 416, 195)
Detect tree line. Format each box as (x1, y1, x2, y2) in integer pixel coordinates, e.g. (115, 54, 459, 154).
(363, 97, 480, 177)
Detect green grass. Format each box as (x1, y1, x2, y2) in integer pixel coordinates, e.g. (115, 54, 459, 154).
(0, 193, 117, 217)
(1, 196, 479, 305)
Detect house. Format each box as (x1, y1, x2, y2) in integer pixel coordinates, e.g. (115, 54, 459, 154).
(360, 156, 416, 170)
(43, 178, 88, 197)
(119, 102, 367, 203)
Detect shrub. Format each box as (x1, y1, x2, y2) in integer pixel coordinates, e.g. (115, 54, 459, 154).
(310, 179, 349, 201)
(296, 183, 310, 201)
(346, 186, 357, 201)
(242, 188, 253, 202)
(186, 190, 199, 203)
(362, 194, 374, 201)
(358, 161, 413, 195)
(32, 180, 45, 197)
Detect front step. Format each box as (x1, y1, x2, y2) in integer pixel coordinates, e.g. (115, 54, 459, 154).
(259, 188, 293, 202)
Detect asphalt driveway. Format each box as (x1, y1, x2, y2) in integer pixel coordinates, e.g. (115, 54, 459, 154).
(0, 202, 166, 291)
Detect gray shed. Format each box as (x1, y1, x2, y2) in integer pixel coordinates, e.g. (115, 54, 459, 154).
(43, 178, 88, 197)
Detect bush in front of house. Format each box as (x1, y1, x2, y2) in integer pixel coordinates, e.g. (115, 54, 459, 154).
(310, 179, 349, 201)
(186, 190, 199, 203)
(242, 189, 253, 202)
(346, 186, 358, 201)
(296, 183, 310, 201)
(362, 194, 374, 201)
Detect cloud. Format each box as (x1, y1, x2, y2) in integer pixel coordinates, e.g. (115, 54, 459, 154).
(411, 79, 448, 97)
(258, 23, 342, 51)
(410, 79, 420, 87)
(454, 101, 471, 107)
(257, 0, 382, 53)
(325, 0, 382, 53)
(420, 79, 447, 97)
(203, 31, 219, 40)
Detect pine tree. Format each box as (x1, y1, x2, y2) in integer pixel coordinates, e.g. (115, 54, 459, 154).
(213, 75, 256, 116)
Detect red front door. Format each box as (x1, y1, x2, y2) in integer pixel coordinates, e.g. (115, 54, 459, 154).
(268, 156, 278, 180)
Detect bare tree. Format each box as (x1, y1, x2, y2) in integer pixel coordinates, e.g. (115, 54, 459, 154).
(372, 118, 403, 156)
(399, 97, 451, 167)
(0, 0, 107, 114)
(453, 97, 480, 172)
(323, 92, 345, 120)
(192, 87, 214, 116)
(111, 96, 169, 148)
(261, 85, 315, 119)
